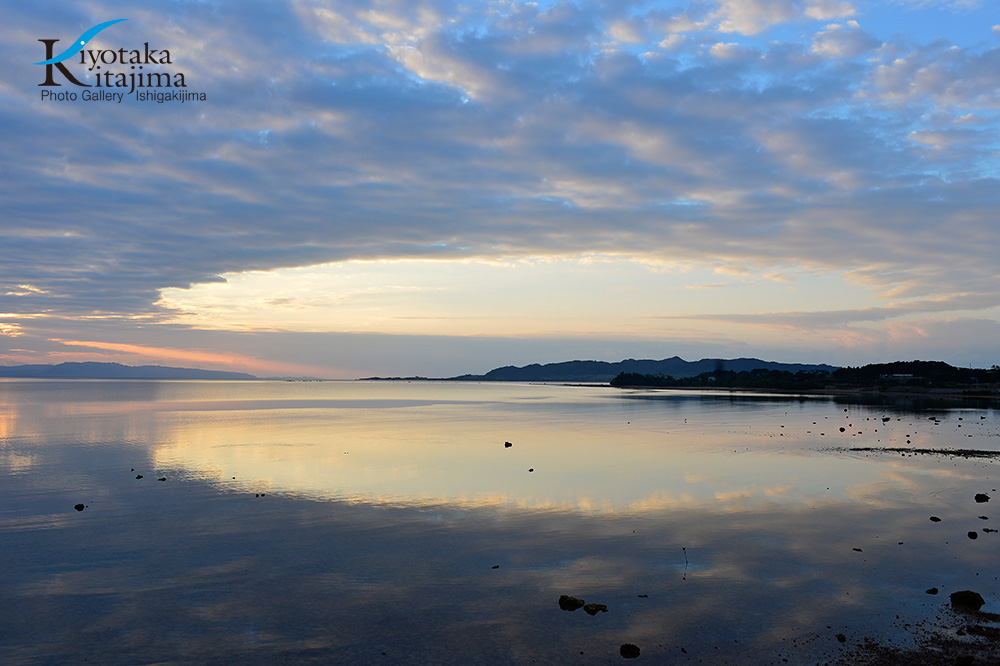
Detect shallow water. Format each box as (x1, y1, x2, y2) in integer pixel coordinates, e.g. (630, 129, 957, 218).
(1, 380, 999, 664)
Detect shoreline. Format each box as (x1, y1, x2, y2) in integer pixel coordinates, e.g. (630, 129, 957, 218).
(609, 383, 1000, 400)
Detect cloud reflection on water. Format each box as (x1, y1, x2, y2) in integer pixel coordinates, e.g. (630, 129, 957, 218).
(2, 381, 1000, 664)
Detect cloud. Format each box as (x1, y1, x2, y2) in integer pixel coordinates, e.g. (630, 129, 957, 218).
(47, 338, 320, 376)
(0, 0, 998, 373)
(713, 0, 854, 35)
(864, 42, 1000, 110)
(669, 289, 1000, 328)
(811, 20, 881, 59)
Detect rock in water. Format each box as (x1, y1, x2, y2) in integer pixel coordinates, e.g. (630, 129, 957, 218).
(975, 493, 990, 503)
(583, 603, 608, 615)
(620, 643, 640, 659)
(504, 441, 512, 448)
(558, 595, 585, 611)
(950, 590, 985, 612)
(74, 504, 85, 512)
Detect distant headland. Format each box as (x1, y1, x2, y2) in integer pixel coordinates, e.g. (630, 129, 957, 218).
(362, 357, 839, 383)
(362, 357, 1000, 397)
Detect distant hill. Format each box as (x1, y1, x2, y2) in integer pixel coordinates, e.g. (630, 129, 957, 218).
(0, 362, 257, 380)
(447, 357, 839, 383)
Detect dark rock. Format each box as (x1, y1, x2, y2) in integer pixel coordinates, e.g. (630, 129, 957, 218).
(504, 441, 512, 448)
(840, 427, 846, 432)
(583, 603, 608, 615)
(975, 493, 990, 503)
(984, 528, 998, 533)
(135, 474, 143, 479)
(158, 477, 166, 481)
(528, 468, 534, 472)
(930, 516, 942, 522)
(950, 590, 985, 612)
(927, 587, 939, 595)
(853, 548, 863, 552)
(558, 595, 585, 611)
(966, 624, 1000, 639)
(836, 633, 847, 643)
(637, 594, 648, 598)
(619, 643, 640, 659)
(74, 504, 85, 512)
(968, 531, 979, 540)
(491, 565, 499, 569)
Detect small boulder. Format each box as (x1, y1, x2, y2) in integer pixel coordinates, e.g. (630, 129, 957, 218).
(975, 493, 990, 503)
(968, 531, 979, 540)
(927, 588, 939, 595)
(950, 590, 985, 612)
(583, 603, 608, 615)
(558, 595, 585, 611)
(620, 643, 640, 659)
(930, 516, 942, 522)
(74, 504, 85, 512)
(504, 441, 512, 448)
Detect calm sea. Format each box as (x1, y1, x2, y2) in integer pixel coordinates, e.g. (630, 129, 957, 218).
(1, 380, 998, 664)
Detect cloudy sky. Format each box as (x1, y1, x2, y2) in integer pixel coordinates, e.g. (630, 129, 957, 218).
(2, 0, 998, 377)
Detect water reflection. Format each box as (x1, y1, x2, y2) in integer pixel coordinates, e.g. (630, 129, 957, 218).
(1, 380, 999, 665)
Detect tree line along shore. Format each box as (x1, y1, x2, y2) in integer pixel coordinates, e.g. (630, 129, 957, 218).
(610, 360, 1000, 395)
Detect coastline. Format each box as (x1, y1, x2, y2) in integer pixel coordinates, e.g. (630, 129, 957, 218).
(609, 384, 1000, 401)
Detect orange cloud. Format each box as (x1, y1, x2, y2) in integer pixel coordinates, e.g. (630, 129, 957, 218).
(47, 339, 320, 377)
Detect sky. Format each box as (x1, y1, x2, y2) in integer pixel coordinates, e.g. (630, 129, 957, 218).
(1, 0, 999, 378)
